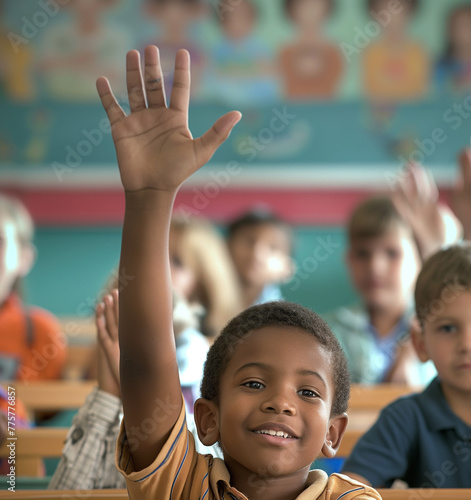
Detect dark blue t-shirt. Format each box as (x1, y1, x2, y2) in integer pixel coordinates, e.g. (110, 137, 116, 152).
(342, 377, 471, 488)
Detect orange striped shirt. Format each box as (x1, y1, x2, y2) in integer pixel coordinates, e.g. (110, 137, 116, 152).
(116, 399, 382, 499)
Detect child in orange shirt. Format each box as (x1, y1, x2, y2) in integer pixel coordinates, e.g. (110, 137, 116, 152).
(0, 194, 65, 381)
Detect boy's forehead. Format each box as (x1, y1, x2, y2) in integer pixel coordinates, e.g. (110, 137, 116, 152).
(227, 326, 333, 374)
(350, 226, 414, 247)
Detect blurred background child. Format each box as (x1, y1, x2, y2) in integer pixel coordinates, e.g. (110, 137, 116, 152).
(206, 0, 277, 104)
(142, 0, 206, 98)
(279, 0, 343, 100)
(0, 193, 65, 381)
(227, 208, 294, 308)
(323, 166, 461, 385)
(170, 215, 242, 338)
(435, 3, 471, 95)
(363, 0, 430, 101)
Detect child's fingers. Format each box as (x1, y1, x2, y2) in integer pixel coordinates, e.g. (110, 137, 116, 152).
(410, 163, 438, 203)
(195, 111, 242, 165)
(96, 78, 126, 126)
(111, 288, 119, 326)
(144, 46, 167, 109)
(169, 50, 191, 113)
(126, 50, 146, 113)
(104, 294, 118, 342)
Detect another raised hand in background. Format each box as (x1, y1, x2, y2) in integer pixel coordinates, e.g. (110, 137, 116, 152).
(451, 148, 471, 241)
(96, 289, 120, 399)
(392, 162, 462, 260)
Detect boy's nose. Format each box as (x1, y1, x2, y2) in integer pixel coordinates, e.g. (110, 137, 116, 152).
(457, 327, 471, 352)
(261, 391, 297, 415)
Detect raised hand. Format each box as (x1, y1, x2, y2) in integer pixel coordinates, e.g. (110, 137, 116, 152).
(96, 289, 120, 398)
(96, 46, 241, 193)
(451, 148, 471, 241)
(392, 163, 462, 259)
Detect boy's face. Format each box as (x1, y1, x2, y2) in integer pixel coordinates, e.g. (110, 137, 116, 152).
(0, 215, 23, 304)
(198, 326, 347, 484)
(347, 227, 421, 312)
(414, 291, 471, 396)
(229, 224, 292, 289)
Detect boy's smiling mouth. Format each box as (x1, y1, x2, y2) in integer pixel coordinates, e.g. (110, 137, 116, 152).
(251, 423, 299, 440)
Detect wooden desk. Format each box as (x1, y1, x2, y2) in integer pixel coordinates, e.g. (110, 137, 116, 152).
(6, 381, 96, 412)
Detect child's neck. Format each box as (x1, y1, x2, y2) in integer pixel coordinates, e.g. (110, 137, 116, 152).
(368, 304, 406, 337)
(441, 384, 471, 427)
(230, 466, 310, 500)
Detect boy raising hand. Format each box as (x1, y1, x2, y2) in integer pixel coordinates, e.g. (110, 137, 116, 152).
(97, 46, 381, 500)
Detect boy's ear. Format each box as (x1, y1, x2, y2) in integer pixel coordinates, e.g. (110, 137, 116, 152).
(410, 317, 430, 363)
(321, 413, 348, 458)
(18, 243, 36, 278)
(194, 398, 220, 446)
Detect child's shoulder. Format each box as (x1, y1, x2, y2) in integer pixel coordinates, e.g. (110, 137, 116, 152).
(308, 471, 382, 499)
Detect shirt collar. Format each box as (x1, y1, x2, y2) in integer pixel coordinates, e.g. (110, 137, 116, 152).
(419, 377, 471, 440)
(212, 460, 329, 500)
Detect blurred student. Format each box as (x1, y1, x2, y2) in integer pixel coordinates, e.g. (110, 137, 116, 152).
(37, 0, 128, 101)
(363, 0, 430, 101)
(323, 166, 461, 385)
(279, 0, 343, 100)
(0, 194, 65, 381)
(435, 3, 471, 95)
(143, 0, 206, 98)
(206, 0, 277, 104)
(49, 289, 221, 490)
(170, 216, 242, 338)
(343, 244, 471, 488)
(227, 208, 293, 308)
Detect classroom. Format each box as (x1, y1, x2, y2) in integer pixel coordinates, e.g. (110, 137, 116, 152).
(1, 0, 470, 498)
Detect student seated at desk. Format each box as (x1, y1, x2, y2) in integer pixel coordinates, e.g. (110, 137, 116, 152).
(0, 194, 65, 382)
(227, 208, 294, 308)
(342, 244, 471, 488)
(92, 44, 381, 500)
(323, 166, 461, 385)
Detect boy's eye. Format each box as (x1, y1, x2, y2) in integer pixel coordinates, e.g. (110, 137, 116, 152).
(298, 389, 318, 398)
(243, 381, 264, 390)
(386, 248, 399, 259)
(438, 324, 457, 334)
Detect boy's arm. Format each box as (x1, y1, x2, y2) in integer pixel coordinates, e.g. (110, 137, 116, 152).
(96, 46, 241, 470)
(452, 148, 471, 241)
(392, 162, 462, 260)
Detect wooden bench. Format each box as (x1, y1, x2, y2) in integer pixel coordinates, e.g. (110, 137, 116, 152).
(4, 381, 96, 414)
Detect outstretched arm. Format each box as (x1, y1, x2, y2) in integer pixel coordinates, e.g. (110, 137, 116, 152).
(392, 163, 462, 260)
(452, 148, 471, 241)
(96, 46, 241, 470)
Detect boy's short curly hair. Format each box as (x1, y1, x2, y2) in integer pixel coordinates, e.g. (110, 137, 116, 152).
(201, 301, 350, 417)
(415, 244, 471, 325)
